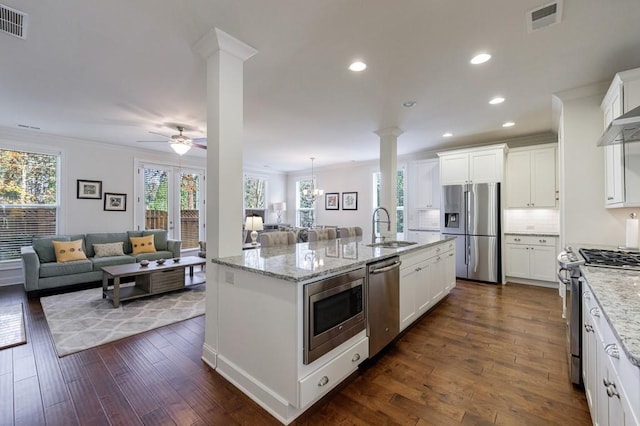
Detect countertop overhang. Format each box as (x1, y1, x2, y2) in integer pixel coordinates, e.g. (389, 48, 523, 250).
(211, 234, 455, 283)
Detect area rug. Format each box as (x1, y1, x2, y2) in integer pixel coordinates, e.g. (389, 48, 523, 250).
(0, 303, 27, 350)
(41, 284, 206, 357)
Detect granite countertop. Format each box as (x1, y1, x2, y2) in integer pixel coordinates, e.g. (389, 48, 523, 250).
(505, 231, 560, 237)
(580, 266, 640, 367)
(212, 233, 455, 283)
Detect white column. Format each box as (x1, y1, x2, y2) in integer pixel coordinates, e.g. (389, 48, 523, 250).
(194, 28, 257, 367)
(375, 127, 403, 240)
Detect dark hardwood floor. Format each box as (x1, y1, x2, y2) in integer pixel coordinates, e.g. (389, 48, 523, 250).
(0, 280, 591, 425)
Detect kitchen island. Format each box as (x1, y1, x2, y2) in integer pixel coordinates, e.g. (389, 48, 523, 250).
(580, 266, 640, 425)
(207, 233, 455, 424)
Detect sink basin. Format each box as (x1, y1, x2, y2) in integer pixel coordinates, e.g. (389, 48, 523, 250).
(367, 240, 417, 248)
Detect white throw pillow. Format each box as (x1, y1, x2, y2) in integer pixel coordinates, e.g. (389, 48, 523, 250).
(93, 242, 125, 257)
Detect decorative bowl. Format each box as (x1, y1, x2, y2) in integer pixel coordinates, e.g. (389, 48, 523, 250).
(173, 258, 181, 263)
(156, 258, 166, 265)
(139, 259, 149, 267)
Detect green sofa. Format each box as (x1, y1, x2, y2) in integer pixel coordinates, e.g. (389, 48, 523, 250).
(20, 230, 181, 293)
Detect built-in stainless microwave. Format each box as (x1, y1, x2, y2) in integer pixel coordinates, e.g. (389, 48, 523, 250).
(303, 268, 366, 364)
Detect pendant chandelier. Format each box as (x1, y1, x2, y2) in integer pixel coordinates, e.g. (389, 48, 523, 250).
(303, 157, 324, 202)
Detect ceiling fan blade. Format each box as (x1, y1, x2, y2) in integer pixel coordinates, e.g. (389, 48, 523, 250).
(136, 140, 166, 143)
(193, 143, 207, 150)
(149, 131, 171, 138)
(192, 137, 207, 143)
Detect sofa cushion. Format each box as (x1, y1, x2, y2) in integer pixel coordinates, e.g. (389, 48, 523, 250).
(32, 235, 70, 263)
(52, 240, 87, 262)
(142, 229, 168, 251)
(40, 259, 93, 278)
(91, 255, 136, 271)
(93, 242, 125, 257)
(130, 235, 156, 254)
(85, 233, 129, 258)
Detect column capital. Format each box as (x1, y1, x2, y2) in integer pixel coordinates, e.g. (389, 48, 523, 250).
(194, 27, 257, 61)
(374, 127, 404, 138)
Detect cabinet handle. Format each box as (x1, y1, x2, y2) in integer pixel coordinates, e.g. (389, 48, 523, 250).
(605, 343, 620, 359)
(603, 377, 611, 387)
(531, 203, 534, 206)
(584, 291, 591, 300)
(607, 383, 620, 399)
(514, 238, 521, 241)
(589, 307, 600, 317)
(539, 239, 546, 243)
(352, 353, 361, 362)
(318, 376, 329, 387)
(584, 323, 593, 333)
(449, 253, 454, 257)
(607, 196, 614, 200)
(436, 247, 441, 252)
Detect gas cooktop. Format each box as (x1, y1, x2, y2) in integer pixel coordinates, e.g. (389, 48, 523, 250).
(579, 248, 640, 270)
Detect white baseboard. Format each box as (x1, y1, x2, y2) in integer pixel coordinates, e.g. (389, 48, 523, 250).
(506, 277, 558, 288)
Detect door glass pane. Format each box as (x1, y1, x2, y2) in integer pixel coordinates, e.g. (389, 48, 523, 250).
(144, 168, 169, 230)
(180, 172, 200, 249)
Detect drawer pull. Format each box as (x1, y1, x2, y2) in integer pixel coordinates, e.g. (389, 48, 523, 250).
(590, 307, 600, 317)
(352, 353, 361, 363)
(606, 383, 620, 399)
(318, 376, 329, 387)
(604, 343, 619, 359)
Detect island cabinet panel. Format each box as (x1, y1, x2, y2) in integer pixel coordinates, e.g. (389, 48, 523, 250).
(582, 285, 640, 426)
(399, 240, 455, 331)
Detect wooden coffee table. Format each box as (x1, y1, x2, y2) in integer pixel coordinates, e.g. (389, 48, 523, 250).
(101, 256, 206, 307)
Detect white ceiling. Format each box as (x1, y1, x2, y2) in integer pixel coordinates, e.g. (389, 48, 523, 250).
(2, 0, 640, 172)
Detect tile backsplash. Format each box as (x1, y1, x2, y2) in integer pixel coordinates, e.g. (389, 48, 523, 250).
(504, 209, 559, 234)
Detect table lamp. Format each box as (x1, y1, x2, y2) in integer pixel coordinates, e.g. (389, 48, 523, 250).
(271, 202, 287, 224)
(245, 216, 264, 245)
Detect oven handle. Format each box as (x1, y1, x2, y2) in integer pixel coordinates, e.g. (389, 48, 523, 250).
(370, 260, 402, 274)
(557, 267, 571, 284)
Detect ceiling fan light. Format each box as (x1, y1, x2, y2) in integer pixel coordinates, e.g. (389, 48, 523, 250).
(170, 142, 191, 155)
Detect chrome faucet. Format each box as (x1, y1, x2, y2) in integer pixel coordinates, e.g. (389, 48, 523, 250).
(371, 207, 391, 244)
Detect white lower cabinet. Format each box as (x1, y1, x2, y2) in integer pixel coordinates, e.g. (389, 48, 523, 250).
(399, 240, 455, 331)
(298, 337, 368, 408)
(583, 287, 640, 426)
(505, 235, 557, 283)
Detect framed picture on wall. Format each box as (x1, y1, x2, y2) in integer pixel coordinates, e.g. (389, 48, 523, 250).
(104, 193, 127, 211)
(342, 192, 358, 210)
(325, 193, 339, 210)
(77, 179, 102, 199)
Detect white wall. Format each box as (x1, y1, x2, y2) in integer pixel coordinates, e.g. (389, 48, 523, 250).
(556, 84, 636, 248)
(0, 126, 286, 285)
(286, 160, 381, 239)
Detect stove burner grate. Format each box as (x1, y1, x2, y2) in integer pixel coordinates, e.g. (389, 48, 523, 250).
(579, 248, 640, 269)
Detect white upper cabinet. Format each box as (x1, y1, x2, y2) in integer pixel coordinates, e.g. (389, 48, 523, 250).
(409, 159, 440, 209)
(506, 145, 557, 208)
(438, 144, 507, 186)
(602, 67, 640, 208)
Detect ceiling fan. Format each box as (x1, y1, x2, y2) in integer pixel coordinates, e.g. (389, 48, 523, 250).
(137, 126, 207, 155)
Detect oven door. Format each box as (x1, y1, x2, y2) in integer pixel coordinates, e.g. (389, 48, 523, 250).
(304, 269, 366, 364)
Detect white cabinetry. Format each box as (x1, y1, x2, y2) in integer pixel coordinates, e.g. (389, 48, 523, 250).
(410, 159, 440, 209)
(506, 145, 557, 208)
(582, 288, 640, 426)
(438, 144, 507, 185)
(399, 240, 455, 331)
(602, 67, 640, 207)
(505, 235, 557, 283)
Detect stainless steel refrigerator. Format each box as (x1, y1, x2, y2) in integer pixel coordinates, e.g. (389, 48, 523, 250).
(441, 183, 501, 283)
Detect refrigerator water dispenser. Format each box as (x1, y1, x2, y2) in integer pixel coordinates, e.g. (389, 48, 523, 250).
(445, 212, 459, 228)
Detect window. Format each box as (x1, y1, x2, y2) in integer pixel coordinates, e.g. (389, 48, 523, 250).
(296, 179, 314, 227)
(0, 149, 59, 261)
(140, 164, 205, 250)
(244, 175, 267, 211)
(373, 168, 405, 233)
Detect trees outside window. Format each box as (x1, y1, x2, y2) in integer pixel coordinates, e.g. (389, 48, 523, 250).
(0, 149, 59, 261)
(373, 169, 405, 233)
(296, 179, 314, 227)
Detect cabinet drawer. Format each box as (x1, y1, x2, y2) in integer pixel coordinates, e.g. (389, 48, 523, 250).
(298, 337, 368, 408)
(137, 268, 185, 293)
(505, 235, 556, 246)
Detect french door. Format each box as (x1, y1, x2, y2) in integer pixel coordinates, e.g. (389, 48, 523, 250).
(136, 162, 205, 250)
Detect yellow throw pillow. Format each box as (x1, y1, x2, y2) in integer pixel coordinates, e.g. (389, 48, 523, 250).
(130, 235, 156, 254)
(52, 239, 87, 263)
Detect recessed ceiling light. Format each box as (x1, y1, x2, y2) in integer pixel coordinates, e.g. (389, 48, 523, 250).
(502, 121, 515, 127)
(443, 132, 453, 137)
(489, 96, 505, 105)
(403, 101, 417, 108)
(470, 53, 491, 65)
(348, 61, 367, 72)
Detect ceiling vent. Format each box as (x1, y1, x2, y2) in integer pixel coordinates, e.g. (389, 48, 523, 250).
(0, 4, 27, 39)
(527, 1, 562, 33)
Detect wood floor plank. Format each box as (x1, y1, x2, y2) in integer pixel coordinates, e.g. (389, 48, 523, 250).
(1, 280, 593, 425)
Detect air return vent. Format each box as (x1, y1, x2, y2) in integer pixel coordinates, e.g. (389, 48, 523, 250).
(527, 1, 562, 33)
(0, 4, 27, 39)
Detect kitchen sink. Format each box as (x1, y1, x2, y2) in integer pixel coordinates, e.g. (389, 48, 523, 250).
(367, 240, 417, 248)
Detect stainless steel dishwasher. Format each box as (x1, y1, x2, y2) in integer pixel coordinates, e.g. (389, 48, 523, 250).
(367, 256, 401, 357)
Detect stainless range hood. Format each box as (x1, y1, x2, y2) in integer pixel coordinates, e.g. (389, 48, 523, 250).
(598, 105, 640, 146)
